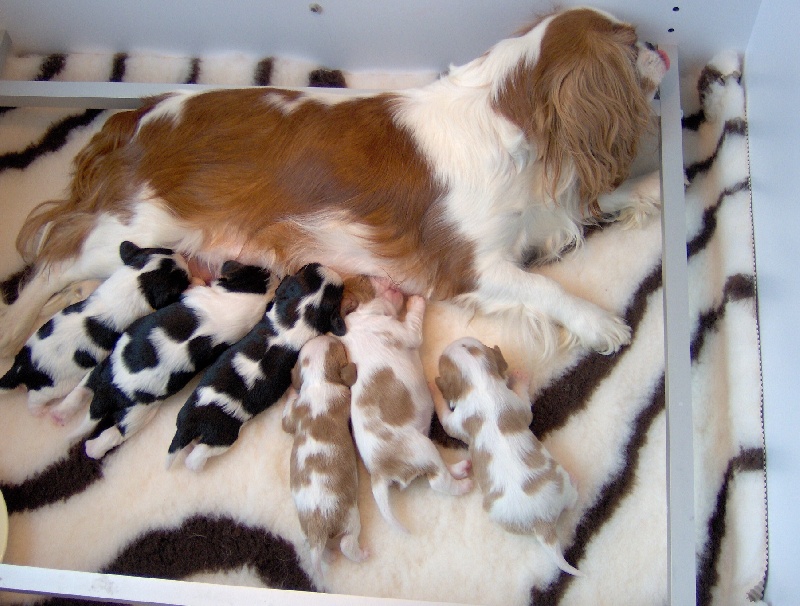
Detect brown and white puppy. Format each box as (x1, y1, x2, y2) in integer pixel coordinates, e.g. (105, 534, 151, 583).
(341, 276, 472, 532)
(435, 336, 582, 576)
(282, 334, 367, 578)
(1, 7, 670, 362)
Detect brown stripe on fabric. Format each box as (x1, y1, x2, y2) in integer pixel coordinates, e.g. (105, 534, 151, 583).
(686, 179, 751, 258)
(529, 374, 666, 604)
(254, 57, 274, 86)
(530, 261, 663, 439)
(0, 108, 105, 171)
(185, 57, 201, 84)
(110, 53, 127, 83)
(0, 264, 34, 304)
(308, 68, 347, 88)
(696, 447, 765, 606)
(691, 273, 757, 362)
(36, 54, 67, 81)
(36, 516, 316, 605)
(697, 64, 741, 109)
(683, 108, 706, 132)
(685, 118, 747, 182)
(0, 52, 127, 172)
(105, 515, 315, 591)
(0, 441, 104, 514)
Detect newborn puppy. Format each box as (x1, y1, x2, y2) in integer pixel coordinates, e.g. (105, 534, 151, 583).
(341, 276, 472, 532)
(168, 263, 347, 471)
(0, 241, 190, 415)
(282, 334, 367, 577)
(435, 336, 581, 576)
(56, 261, 272, 458)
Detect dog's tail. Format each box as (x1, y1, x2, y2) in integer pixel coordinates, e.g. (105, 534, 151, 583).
(371, 478, 409, 534)
(15, 103, 153, 266)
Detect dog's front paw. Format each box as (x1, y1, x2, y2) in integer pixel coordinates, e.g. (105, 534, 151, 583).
(567, 307, 631, 355)
(617, 172, 662, 229)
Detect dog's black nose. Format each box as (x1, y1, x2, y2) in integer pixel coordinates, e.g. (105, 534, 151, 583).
(644, 41, 656, 51)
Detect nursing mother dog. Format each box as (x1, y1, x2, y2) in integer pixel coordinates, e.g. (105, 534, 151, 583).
(0, 7, 669, 361)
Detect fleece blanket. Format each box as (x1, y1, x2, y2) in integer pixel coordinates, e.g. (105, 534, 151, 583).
(0, 47, 767, 605)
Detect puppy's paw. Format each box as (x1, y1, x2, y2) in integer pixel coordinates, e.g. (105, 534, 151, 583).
(407, 295, 426, 314)
(449, 458, 472, 479)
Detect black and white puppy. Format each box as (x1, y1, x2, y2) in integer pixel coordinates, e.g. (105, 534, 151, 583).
(54, 261, 272, 459)
(168, 263, 346, 472)
(0, 241, 191, 415)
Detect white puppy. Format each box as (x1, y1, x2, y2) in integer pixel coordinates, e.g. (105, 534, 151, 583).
(282, 334, 367, 578)
(341, 276, 472, 532)
(435, 336, 582, 576)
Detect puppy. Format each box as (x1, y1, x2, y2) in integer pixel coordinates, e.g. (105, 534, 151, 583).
(435, 336, 581, 576)
(341, 276, 472, 532)
(2, 7, 670, 362)
(0, 241, 190, 415)
(168, 263, 347, 471)
(55, 261, 272, 458)
(282, 334, 367, 577)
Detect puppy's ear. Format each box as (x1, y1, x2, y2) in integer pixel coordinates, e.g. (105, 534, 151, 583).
(489, 345, 509, 379)
(435, 355, 471, 403)
(220, 260, 244, 278)
(340, 362, 357, 387)
(434, 376, 453, 403)
(119, 241, 143, 267)
(291, 361, 302, 391)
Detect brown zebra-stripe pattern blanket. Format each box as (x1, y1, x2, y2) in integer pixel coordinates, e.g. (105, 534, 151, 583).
(0, 48, 767, 605)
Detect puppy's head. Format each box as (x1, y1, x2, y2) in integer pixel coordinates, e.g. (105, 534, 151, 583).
(292, 335, 357, 392)
(492, 7, 669, 213)
(119, 241, 191, 310)
(341, 275, 404, 319)
(436, 337, 509, 409)
(214, 261, 271, 295)
(275, 263, 347, 336)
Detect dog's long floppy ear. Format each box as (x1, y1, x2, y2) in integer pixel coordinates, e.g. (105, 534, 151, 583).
(487, 345, 509, 380)
(340, 362, 357, 388)
(435, 355, 471, 403)
(290, 361, 303, 391)
(493, 10, 651, 215)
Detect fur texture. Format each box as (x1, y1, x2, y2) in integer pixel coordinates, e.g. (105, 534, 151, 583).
(168, 263, 347, 471)
(341, 276, 472, 532)
(435, 336, 581, 576)
(54, 261, 272, 458)
(282, 335, 367, 578)
(0, 7, 668, 363)
(0, 241, 190, 414)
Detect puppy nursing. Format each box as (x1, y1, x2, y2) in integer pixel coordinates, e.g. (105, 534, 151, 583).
(436, 337, 581, 576)
(282, 335, 367, 576)
(0, 241, 190, 415)
(168, 263, 347, 471)
(342, 277, 472, 531)
(55, 261, 272, 458)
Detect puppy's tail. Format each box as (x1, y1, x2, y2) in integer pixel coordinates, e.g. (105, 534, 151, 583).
(540, 539, 583, 577)
(371, 479, 409, 534)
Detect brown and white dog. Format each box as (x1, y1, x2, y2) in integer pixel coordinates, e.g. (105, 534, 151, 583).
(0, 7, 670, 360)
(282, 334, 367, 578)
(435, 337, 582, 576)
(341, 276, 472, 531)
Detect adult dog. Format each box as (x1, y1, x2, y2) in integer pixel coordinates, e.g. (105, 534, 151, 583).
(0, 7, 669, 359)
